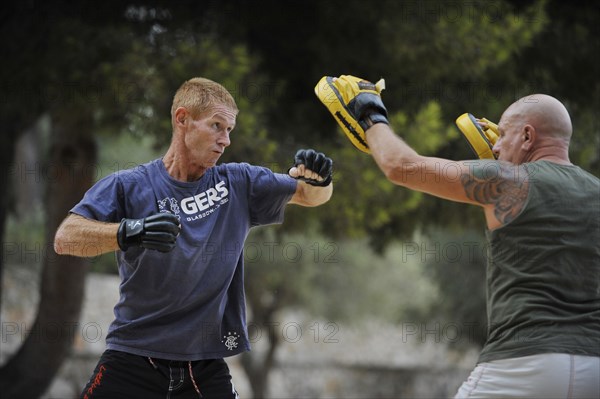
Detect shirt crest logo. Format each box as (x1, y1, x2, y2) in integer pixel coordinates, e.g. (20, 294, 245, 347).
(157, 197, 180, 218)
(222, 331, 240, 351)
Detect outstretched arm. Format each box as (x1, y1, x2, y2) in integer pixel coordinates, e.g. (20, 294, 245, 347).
(366, 123, 529, 230)
(315, 74, 529, 230)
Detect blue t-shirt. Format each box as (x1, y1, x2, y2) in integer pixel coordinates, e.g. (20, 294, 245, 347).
(71, 159, 297, 360)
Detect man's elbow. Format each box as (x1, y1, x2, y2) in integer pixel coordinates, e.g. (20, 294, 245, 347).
(53, 227, 69, 255)
(53, 218, 78, 255)
(379, 158, 417, 187)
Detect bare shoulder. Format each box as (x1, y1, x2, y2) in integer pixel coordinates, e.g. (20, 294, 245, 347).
(460, 161, 530, 226)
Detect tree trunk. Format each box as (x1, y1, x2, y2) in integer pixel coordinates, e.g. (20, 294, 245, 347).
(0, 115, 97, 398)
(240, 321, 280, 399)
(240, 288, 282, 399)
(0, 117, 21, 312)
(0, 145, 14, 311)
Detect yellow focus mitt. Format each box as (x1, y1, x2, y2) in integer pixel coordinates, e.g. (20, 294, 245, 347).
(315, 75, 388, 154)
(455, 113, 499, 159)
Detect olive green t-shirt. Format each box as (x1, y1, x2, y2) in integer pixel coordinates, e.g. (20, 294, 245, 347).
(479, 161, 600, 363)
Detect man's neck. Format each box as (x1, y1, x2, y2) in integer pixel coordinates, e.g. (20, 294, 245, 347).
(162, 144, 207, 182)
(526, 138, 571, 165)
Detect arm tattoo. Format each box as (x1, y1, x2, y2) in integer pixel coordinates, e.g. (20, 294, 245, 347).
(461, 163, 529, 225)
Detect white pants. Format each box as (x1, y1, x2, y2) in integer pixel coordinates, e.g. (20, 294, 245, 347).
(455, 353, 600, 398)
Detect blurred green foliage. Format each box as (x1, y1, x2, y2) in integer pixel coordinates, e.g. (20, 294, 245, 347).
(244, 227, 438, 326)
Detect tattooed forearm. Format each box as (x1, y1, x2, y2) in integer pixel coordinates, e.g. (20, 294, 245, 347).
(461, 164, 529, 225)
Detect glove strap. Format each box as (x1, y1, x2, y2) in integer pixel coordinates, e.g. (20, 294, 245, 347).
(362, 113, 389, 129)
(117, 218, 144, 251)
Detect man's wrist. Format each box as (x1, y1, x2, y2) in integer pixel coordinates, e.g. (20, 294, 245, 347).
(361, 113, 389, 132)
(365, 113, 389, 126)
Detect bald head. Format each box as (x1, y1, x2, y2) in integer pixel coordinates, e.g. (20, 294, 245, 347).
(502, 94, 572, 140)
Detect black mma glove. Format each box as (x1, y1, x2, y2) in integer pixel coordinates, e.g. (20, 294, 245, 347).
(291, 149, 333, 187)
(117, 213, 180, 252)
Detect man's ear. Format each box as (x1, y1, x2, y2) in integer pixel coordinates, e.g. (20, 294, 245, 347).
(522, 124, 536, 151)
(174, 107, 188, 127)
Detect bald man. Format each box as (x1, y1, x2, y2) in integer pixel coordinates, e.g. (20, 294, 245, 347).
(361, 93, 599, 397)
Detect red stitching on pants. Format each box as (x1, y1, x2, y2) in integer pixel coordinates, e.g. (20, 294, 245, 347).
(83, 365, 106, 399)
(188, 361, 203, 398)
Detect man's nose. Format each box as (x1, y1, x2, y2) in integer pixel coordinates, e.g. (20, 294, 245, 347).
(218, 132, 231, 147)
